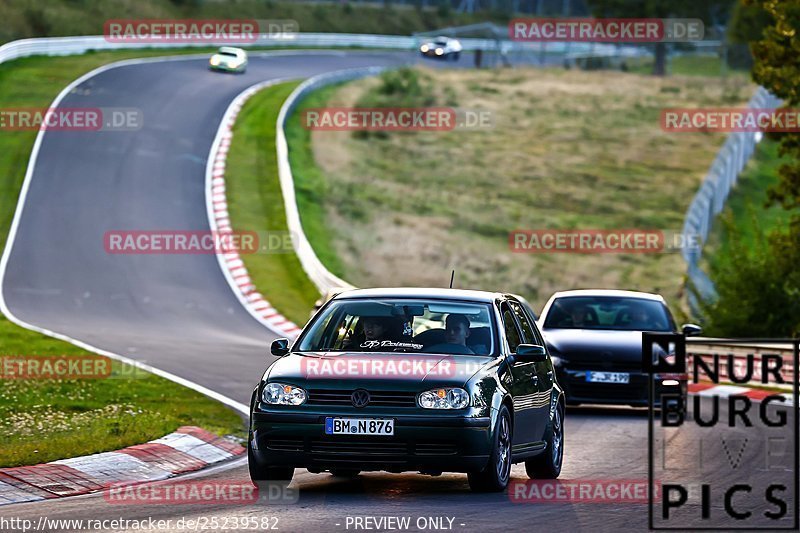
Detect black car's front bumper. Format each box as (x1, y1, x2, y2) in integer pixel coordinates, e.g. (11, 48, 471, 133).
(556, 367, 687, 407)
(250, 409, 492, 473)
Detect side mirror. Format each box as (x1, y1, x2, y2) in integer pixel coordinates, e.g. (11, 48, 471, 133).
(516, 344, 548, 363)
(681, 324, 703, 337)
(271, 338, 290, 357)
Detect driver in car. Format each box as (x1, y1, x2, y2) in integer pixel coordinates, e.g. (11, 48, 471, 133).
(629, 307, 656, 330)
(445, 314, 472, 350)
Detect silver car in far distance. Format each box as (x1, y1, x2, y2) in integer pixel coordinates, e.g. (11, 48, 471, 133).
(209, 47, 248, 73)
(419, 36, 462, 61)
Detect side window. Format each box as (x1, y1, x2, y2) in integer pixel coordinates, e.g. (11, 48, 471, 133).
(509, 300, 536, 345)
(501, 304, 522, 353)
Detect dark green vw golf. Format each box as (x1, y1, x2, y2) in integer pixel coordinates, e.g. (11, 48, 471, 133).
(248, 288, 565, 492)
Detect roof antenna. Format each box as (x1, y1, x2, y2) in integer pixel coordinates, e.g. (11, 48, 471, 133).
(449, 270, 455, 289)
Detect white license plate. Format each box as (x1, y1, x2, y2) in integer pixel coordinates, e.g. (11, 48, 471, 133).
(324, 417, 395, 436)
(586, 371, 630, 384)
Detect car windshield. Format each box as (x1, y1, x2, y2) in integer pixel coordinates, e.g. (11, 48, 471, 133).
(543, 296, 674, 331)
(297, 298, 496, 356)
(219, 51, 239, 57)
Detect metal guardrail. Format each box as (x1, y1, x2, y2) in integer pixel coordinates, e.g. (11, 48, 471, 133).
(0, 34, 415, 63)
(275, 67, 391, 294)
(0, 33, 651, 66)
(688, 340, 795, 390)
(682, 87, 782, 315)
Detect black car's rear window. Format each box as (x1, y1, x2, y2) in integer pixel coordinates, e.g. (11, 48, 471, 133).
(543, 296, 674, 331)
(297, 298, 496, 356)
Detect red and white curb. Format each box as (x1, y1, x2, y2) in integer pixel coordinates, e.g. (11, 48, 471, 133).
(689, 383, 794, 405)
(0, 426, 244, 506)
(206, 79, 302, 340)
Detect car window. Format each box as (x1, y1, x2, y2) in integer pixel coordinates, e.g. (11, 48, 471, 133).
(500, 303, 522, 353)
(297, 298, 496, 356)
(543, 296, 674, 331)
(508, 300, 536, 345)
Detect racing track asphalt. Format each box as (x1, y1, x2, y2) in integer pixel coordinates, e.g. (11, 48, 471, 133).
(1, 52, 796, 532)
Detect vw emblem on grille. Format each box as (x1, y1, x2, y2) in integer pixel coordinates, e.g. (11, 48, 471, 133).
(351, 389, 370, 408)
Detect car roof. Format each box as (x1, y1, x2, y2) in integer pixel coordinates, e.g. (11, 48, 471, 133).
(332, 287, 505, 304)
(548, 289, 665, 302)
(219, 47, 244, 54)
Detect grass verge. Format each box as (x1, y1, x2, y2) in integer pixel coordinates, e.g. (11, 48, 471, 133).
(224, 81, 320, 326)
(704, 140, 788, 262)
(0, 51, 249, 468)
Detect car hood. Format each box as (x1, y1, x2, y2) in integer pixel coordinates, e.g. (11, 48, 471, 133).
(267, 351, 493, 389)
(542, 328, 656, 364)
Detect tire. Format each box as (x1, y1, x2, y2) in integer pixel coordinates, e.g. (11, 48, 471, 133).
(331, 469, 361, 478)
(468, 405, 512, 492)
(248, 436, 294, 487)
(525, 401, 564, 479)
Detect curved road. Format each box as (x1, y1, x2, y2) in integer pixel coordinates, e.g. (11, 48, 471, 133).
(1, 52, 795, 532)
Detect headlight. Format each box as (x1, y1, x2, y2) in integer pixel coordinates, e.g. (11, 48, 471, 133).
(420, 44, 429, 53)
(262, 382, 307, 405)
(210, 57, 220, 66)
(435, 48, 444, 55)
(418, 388, 469, 409)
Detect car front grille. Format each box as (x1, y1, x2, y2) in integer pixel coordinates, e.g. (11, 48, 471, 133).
(310, 439, 408, 456)
(265, 438, 304, 452)
(265, 437, 459, 457)
(305, 389, 417, 408)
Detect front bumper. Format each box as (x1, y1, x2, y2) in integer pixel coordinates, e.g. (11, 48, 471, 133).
(209, 63, 245, 72)
(420, 50, 449, 59)
(250, 409, 492, 473)
(556, 367, 687, 407)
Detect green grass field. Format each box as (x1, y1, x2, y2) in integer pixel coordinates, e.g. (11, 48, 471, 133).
(295, 66, 753, 319)
(223, 81, 320, 326)
(0, 51, 249, 467)
(285, 84, 350, 280)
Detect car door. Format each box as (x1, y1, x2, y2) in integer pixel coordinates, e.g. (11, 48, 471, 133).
(500, 301, 539, 446)
(508, 299, 551, 443)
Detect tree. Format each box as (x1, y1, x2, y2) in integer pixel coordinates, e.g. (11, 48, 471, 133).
(585, 0, 731, 75)
(703, 0, 800, 337)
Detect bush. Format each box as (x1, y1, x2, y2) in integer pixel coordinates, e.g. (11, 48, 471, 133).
(701, 214, 800, 337)
(352, 68, 455, 139)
